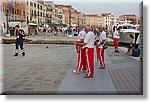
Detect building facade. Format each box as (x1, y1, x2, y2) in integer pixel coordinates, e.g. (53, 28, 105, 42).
(45, 1, 57, 24)
(0, 1, 2, 36)
(101, 13, 117, 30)
(84, 14, 102, 27)
(8, 0, 26, 21)
(27, 0, 46, 24)
(119, 14, 138, 24)
(55, 5, 65, 24)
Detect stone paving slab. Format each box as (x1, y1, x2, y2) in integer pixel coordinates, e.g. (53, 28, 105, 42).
(1, 44, 142, 95)
(57, 47, 143, 95)
(57, 68, 117, 95)
(2, 44, 76, 94)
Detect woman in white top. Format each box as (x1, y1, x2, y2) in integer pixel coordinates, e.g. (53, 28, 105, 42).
(113, 28, 120, 53)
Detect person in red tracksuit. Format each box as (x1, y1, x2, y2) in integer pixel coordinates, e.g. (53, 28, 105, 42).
(73, 24, 87, 74)
(96, 26, 106, 69)
(113, 28, 120, 53)
(77, 25, 95, 78)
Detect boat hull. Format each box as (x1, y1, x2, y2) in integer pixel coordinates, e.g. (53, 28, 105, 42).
(119, 32, 140, 44)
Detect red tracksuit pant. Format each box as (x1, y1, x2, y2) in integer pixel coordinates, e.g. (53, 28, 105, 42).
(96, 46, 99, 62)
(76, 48, 87, 72)
(97, 48, 105, 66)
(85, 48, 94, 77)
(114, 38, 119, 51)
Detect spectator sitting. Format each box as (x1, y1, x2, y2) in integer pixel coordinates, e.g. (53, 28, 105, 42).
(132, 44, 140, 57)
(126, 42, 135, 56)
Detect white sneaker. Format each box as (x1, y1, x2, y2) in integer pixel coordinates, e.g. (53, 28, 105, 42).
(72, 70, 80, 74)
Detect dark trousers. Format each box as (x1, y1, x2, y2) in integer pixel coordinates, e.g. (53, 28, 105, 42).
(16, 38, 24, 50)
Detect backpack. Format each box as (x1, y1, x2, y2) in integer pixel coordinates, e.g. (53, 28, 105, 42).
(132, 48, 140, 57)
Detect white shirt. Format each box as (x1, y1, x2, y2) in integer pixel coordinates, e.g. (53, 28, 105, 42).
(98, 31, 106, 48)
(114, 30, 120, 39)
(77, 30, 86, 41)
(84, 31, 95, 48)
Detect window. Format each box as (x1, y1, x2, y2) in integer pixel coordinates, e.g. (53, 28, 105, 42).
(128, 26, 135, 29)
(27, 17, 29, 21)
(40, 12, 42, 16)
(23, 11, 25, 16)
(118, 26, 122, 29)
(17, 9, 19, 15)
(38, 4, 39, 9)
(30, 2, 33, 6)
(34, 3, 36, 7)
(20, 10, 21, 15)
(3, 6, 5, 12)
(123, 26, 127, 29)
(38, 11, 39, 16)
(50, 9, 53, 12)
(12, 8, 14, 14)
(34, 11, 36, 17)
(40, 6, 42, 10)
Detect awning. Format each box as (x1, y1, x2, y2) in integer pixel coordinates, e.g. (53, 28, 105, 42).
(48, 24, 68, 27)
(28, 23, 38, 26)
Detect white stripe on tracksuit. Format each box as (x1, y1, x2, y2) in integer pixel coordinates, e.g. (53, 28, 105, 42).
(77, 49, 82, 72)
(99, 48, 104, 65)
(86, 49, 91, 76)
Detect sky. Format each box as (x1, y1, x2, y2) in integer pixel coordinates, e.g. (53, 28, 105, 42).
(52, 0, 143, 17)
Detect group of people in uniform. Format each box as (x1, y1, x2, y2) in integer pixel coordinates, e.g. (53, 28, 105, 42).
(73, 24, 120, 78)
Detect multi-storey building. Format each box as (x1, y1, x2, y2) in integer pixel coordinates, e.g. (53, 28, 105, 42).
(0, 1, 2, 36)
(44, 0, 56, 24)
(84, 14, 103, 27)
(78, 12, 84, 25)
(27, 0, 46, 24)
(2, 0, 26, 21)
(55, 4, 65, 24)
(119, 14, 138, 24)
(101, 13, 117, 30)
(56, 4, 71, 26)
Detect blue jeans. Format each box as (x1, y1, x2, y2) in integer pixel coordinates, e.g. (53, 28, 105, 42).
(15, 38, 24, 50)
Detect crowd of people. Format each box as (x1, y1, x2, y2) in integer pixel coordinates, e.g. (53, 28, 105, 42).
(31, 26, 79, 37)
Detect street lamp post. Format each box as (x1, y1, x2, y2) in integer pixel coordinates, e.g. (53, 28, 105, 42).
(69, 4, 71, 27)
(68, 4, 72, 37)
(6, 8, 10, 36)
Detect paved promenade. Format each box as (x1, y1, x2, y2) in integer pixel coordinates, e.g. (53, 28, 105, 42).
(1, 44, 142, 95)
(2, 32, 114, 45)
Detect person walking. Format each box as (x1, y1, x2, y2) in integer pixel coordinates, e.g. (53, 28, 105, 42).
(96, 26, 106, 69)
(77, 25, 95, 78)
(113, 28, 120, 53)
(14, 25, 25, 56)
(73, 24, 87, 74)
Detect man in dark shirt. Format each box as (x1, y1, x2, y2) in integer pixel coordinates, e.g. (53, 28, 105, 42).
(14, 25, 25, 56)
